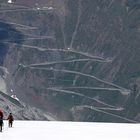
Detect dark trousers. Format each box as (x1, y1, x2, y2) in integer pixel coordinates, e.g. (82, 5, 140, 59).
(0, 120, 3, 131)
(9, 121, 13, 127)
(0, 125, 2, 132)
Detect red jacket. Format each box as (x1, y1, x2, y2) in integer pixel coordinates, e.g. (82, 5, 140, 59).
(0, 110, 3, 118)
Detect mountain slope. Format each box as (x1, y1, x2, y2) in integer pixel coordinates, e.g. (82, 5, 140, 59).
(0, 91, 56, 120)
(0, 0, 140, 122)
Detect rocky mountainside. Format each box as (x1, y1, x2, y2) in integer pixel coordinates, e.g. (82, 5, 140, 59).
(0, 91, 56, 120)
(0, 0, 140, 122)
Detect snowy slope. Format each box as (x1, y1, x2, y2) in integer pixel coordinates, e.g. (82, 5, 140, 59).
(0, 121, 140, 140)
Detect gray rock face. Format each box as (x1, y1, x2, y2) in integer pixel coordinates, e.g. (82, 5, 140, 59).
(0, 91, 56, 120)
(0, 0, 140, 122)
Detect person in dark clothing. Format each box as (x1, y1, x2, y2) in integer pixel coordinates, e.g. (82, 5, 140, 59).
(0, 116, 3, 132)
(0, 110, 3, 132)
(7, 113, 14, 128)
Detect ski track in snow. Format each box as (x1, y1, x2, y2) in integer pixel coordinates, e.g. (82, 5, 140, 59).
(0, 7, 53, 13)
(20, 44, 110, 61)
(46, 88, 118, 108)
(1, 3, 31, 9)
(0, 21, 37, 29)
(46, 86, 130, 95)
(27, 66, 129, 91)
(4, 42, 111, 62)
(5, 37, 54, 42)
(20, 37, 54, 40)
(24, 58, 110, 68)
(94, 106, 123, 111)
(63, 86, 122, 92)
(75, 105, 123, 111)
(15, 27, 37, 30)
(69, 0, 82, 49)
(76, 105, 137, 123)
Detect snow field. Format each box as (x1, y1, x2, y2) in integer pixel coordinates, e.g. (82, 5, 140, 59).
(0, 121, 140, 140)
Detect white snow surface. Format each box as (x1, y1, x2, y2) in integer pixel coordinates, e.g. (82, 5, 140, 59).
(7, 0, 13, 4)
(0, 121, 140, 140)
